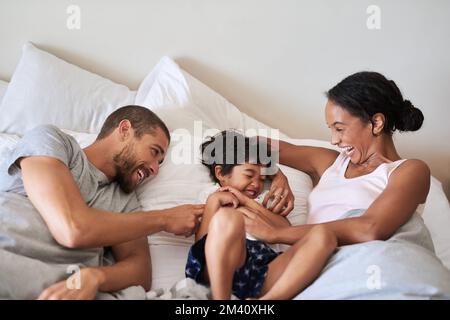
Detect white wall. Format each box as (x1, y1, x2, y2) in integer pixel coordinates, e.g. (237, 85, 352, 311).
(0, 0, 449, 199)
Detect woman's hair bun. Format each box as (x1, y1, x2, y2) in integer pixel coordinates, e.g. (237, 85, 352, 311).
(395, 99, 424, 132)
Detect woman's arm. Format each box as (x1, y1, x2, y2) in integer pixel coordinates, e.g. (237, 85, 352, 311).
(218, 186, 290, 227)
(245, 160, 430, 246)
(261, 138, 338, 213)
(243, 199, 290, 227)
(259, 137, 338, 214)
(267, 138, 339, 184)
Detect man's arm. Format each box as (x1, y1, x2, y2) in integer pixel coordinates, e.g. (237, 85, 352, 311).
(97, 237, 151, 292)
(20, 156, 203, 248)
(37, 237, 151, 299)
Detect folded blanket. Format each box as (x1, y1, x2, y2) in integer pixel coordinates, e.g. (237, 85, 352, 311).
(295, 209, 450, 299)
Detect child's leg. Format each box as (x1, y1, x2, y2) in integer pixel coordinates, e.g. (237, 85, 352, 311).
(259, 225, 337, 300)
(204, 207, 247, 299)
(195, 197, 222, 241)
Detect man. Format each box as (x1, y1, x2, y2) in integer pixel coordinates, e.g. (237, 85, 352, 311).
(0, 105, 204, 299)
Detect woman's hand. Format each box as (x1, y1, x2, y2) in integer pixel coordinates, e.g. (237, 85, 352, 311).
(263, 169, 295, 216)
(217, 186, 251, 206)
(239, 206, 280, 244)
(37, 267, 103, 300)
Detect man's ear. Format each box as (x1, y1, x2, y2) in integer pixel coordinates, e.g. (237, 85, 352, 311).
(371, 113, 385, 136)
(117, 119, 132, 141)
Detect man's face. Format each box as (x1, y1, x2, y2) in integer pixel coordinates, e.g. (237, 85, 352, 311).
(113, 127, 169, 193)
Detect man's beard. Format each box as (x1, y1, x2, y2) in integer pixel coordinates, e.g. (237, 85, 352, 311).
(113, 144, 139, 194)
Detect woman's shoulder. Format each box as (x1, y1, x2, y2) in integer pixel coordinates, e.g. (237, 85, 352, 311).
(391, 159, 430, 177)
(386, 159, 430, 203)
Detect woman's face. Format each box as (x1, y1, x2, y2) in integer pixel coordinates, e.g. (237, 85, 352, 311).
(325, 100, 376, 164)
(217, 163, 266, 199)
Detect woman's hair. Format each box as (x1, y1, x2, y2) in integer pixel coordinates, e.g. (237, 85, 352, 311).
(200, 130, 271, 183)
(326, 71, 424, 134)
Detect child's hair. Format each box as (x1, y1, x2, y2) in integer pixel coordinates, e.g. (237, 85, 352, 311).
(200, 130, 271, 184)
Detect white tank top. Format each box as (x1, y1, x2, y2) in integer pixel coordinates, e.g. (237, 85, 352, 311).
(307, 152, 407, 224)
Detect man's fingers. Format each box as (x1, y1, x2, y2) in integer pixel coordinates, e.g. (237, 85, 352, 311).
(37, 289, 51, 300)
(37, 282, 62, 300)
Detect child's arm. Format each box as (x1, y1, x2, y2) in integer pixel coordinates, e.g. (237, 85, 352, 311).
(195, 191, 239, 241)
(218, 187, 290, 228)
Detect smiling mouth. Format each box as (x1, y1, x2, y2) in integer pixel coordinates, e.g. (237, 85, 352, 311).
(341, 146, 355, 156)
(244, 189, 258, 198)
(136, 167, 150, 184)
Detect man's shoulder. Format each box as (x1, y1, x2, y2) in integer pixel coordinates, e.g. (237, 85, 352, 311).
(25, 124, 65, 138)
(24, 125, 78, 148)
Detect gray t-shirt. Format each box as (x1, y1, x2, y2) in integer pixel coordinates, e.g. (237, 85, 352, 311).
(0, 125, 144, 299)
(0, 124, 140, 213)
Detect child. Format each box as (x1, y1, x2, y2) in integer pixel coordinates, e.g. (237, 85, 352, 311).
(185, 130, 337, 300)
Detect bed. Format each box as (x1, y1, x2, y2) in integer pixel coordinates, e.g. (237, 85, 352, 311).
(1, 43, 450, 299)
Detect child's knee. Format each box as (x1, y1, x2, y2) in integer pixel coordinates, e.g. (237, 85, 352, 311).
(209, 207, 245, 236)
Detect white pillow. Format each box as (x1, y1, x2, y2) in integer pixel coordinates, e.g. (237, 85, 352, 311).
(135, 56, 288, 138)
(0, 42, 136, 135)
(0, 79, 7, 105)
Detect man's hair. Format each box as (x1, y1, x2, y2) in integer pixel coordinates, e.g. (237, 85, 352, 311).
(97, 105, 170, 141)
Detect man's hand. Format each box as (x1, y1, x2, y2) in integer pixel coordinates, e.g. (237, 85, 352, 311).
(217, 186, 251, 206)
(37, 268, 103, 300)
(263, 169, 294, 216)
(161, 204, 204, 237)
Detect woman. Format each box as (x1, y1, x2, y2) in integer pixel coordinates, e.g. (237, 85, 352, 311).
(257, 71, 429, 245)
(245, 72, 450, 298)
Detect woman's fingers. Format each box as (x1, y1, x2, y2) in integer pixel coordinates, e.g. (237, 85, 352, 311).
(272, 188, 290, 213)
(262, 188, 275, 206)
(280, 199, 294, 216)
(267, 187, 284, 211)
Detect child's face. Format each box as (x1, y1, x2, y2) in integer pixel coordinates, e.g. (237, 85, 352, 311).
(217, 163, 266, 199)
